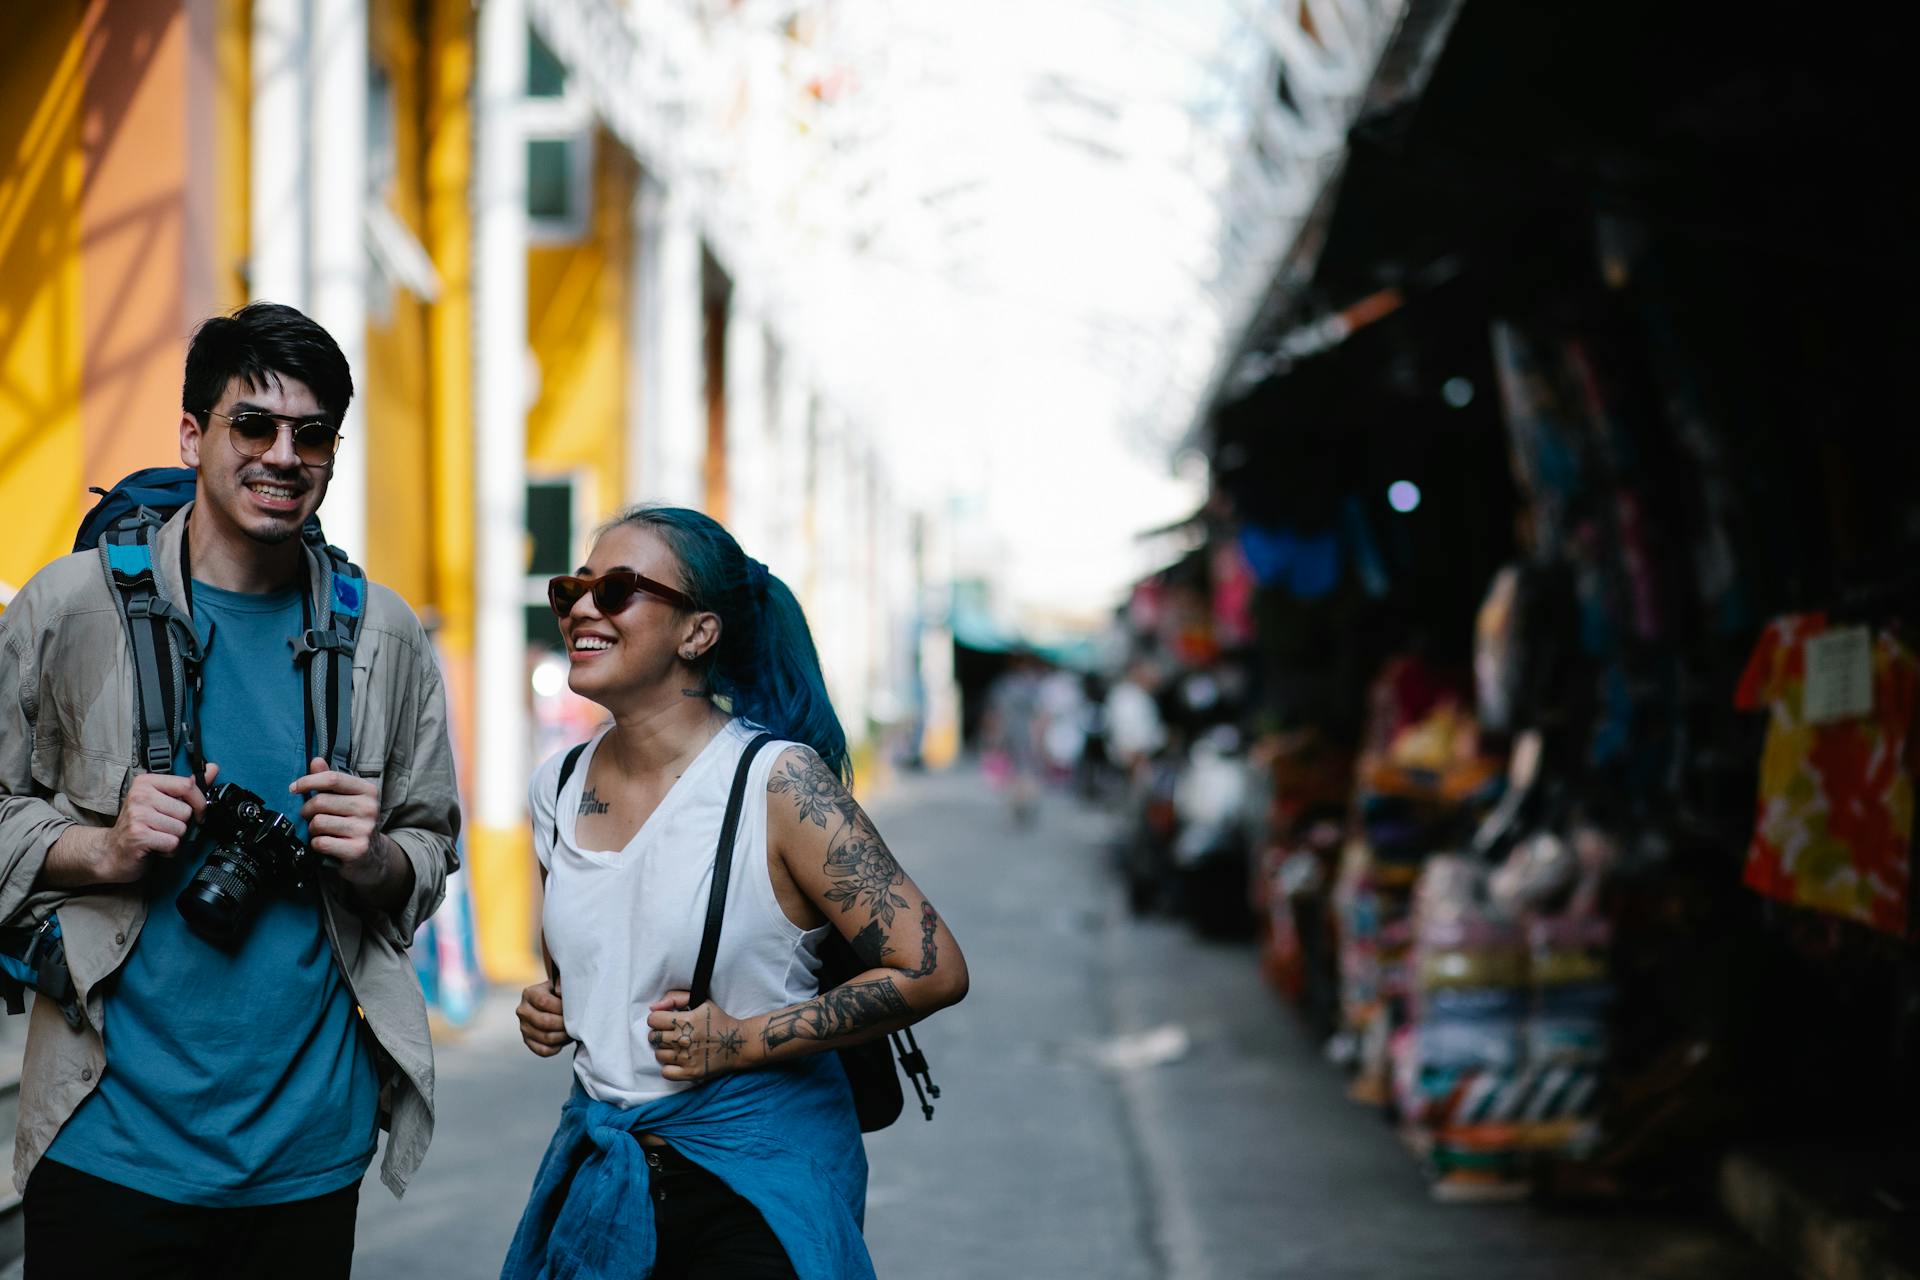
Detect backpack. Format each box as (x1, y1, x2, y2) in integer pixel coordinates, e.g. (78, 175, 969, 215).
(73, 466, 367, 777)
(551, 734, 941, 1131)
(1, 468, 367, 1023)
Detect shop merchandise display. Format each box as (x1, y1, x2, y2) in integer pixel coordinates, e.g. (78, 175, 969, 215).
(1252, 728, 1352, 1025)
(1333, 661, 1503, 1110)
(1735, 613, 1918, 936)
(1096, 197, 1920, 1234)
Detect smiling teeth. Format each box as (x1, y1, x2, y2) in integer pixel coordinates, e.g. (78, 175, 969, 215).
(251, 483, 296, 499)
(574, 637, 613, 651)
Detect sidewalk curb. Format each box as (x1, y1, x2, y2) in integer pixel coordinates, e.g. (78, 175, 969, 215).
(1720, 1150, 1920, 1280)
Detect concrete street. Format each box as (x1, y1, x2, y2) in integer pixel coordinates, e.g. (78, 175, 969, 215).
(354, 767, 1779, 1279)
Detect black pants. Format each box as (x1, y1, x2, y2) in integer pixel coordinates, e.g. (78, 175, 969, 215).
(643, 1141, 798, 1280)
(22, 1157, 359, 1279)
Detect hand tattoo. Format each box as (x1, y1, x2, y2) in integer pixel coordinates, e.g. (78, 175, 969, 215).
(717, 1026, 745, 1062)
(578, 788, 610, 817)
(763, 978, 910, 1051)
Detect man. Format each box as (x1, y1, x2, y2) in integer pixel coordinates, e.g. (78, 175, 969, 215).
(0, 303, 461, 1276)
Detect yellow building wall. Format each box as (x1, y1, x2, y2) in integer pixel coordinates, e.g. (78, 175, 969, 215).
(214, 0, 251, 313)
(0, 4, 86, 595)
(525, 131, 636, 523)
(423, 0, 475, 668)
(364, 0, 436, 611)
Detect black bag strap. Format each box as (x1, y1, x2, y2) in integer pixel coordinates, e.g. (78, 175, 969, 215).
(689, 732, 775, 1009)
(550, 742, 590, 853)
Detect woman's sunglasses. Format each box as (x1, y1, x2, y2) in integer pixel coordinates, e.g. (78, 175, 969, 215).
(547, 569, 695, 618)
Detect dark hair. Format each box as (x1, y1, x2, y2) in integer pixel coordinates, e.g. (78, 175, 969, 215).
(602, 505, 852, 783)
(182, 302, 354, 425)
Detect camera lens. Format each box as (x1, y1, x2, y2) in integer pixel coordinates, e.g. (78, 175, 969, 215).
(175, 781, 305, 945)
(177, 846, 273, 944)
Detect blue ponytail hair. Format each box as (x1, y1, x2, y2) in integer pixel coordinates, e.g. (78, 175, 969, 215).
(600, 505, 853, 783)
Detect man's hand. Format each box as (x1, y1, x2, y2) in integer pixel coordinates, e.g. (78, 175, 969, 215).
(292, 758, 411, 908)
(517, 980, 570, 1057)
(645, 990, 757, 1083)
(40, 764, 219, 889)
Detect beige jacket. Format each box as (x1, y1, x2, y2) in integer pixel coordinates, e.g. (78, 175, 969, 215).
(0, 504, 461, 1197)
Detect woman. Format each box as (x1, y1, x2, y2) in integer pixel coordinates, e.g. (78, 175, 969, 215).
(503, 506, 968, 1280)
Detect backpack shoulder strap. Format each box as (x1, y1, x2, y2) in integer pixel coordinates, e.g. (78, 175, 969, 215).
(98, 511, 202, 775)
(288, 534, 366, 772)
(549, 742, 590, 854)
(689, 732, 776, 1009)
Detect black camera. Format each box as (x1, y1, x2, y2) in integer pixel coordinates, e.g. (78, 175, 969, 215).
(176, 782, 314, 945)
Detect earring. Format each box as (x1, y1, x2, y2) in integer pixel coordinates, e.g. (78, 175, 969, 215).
(681, 649, 695, 660)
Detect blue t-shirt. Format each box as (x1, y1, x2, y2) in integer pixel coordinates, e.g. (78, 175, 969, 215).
(48, 581, 380, 1206)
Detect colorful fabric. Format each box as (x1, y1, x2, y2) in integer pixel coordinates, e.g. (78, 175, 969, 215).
(1735, 614, 1917, 935)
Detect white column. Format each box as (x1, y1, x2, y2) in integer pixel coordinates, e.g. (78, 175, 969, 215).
(473, 0, 529, 840)
(842, 435, 873, 739)
(621, 186, 649, 508)
(915, 499, 961, 766)
(722, 293, 766, 552)
(767, 356, 814, 591)
(250, 0, 308, 306)
(637, 179, 705, 508)
(308, 0, 368, 558)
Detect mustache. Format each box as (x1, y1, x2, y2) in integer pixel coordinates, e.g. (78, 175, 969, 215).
(239, 470, 310, 492)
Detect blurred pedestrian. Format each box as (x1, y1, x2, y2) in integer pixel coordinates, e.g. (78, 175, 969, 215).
(1075, 671, 1114, 800)
(981, 651, 1046, 826)
(0, 303, 461, 1276)
(507, 506, 969, 1280)
(1105, 658, 1168, 778)
(1038, 665, 1089, 783)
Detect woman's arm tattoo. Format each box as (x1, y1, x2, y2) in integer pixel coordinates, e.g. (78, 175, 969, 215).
(763, 978, 911, 1050)
(768, 752, 859, 828)
(849, 901, 941, 977)
(823, 823, 909, 927)
(771, 749, 911, 928)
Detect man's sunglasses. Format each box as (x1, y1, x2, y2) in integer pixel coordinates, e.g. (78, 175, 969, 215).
(548, 569, 695, 618)
(207, 409, 342, 467)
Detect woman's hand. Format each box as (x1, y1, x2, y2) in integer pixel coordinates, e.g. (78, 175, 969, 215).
(518, 980, 571, 1057)
(645, 990, 756, 1082)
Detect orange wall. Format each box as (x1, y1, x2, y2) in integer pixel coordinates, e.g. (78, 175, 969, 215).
(78, 0, 212, 487)
(1, 1, 247, 595)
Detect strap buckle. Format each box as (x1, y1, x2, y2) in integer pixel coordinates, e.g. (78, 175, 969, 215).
(288, 627, 352, 660)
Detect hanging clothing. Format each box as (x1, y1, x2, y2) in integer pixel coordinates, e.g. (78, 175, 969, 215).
(1735, 613, 1918, 935)
(1237, 498, 1386, 603)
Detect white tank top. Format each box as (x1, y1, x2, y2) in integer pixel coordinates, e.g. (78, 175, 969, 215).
(529, 719, 830, 1106)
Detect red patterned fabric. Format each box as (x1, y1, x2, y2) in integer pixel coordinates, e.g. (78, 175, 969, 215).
(1735, 614, 1917, 935)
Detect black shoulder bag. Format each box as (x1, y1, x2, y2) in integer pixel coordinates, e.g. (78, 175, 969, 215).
(554, 732, 939, 1131)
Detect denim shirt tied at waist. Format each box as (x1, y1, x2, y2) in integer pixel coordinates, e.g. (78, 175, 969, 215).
(501, 1053, 873, 1280)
